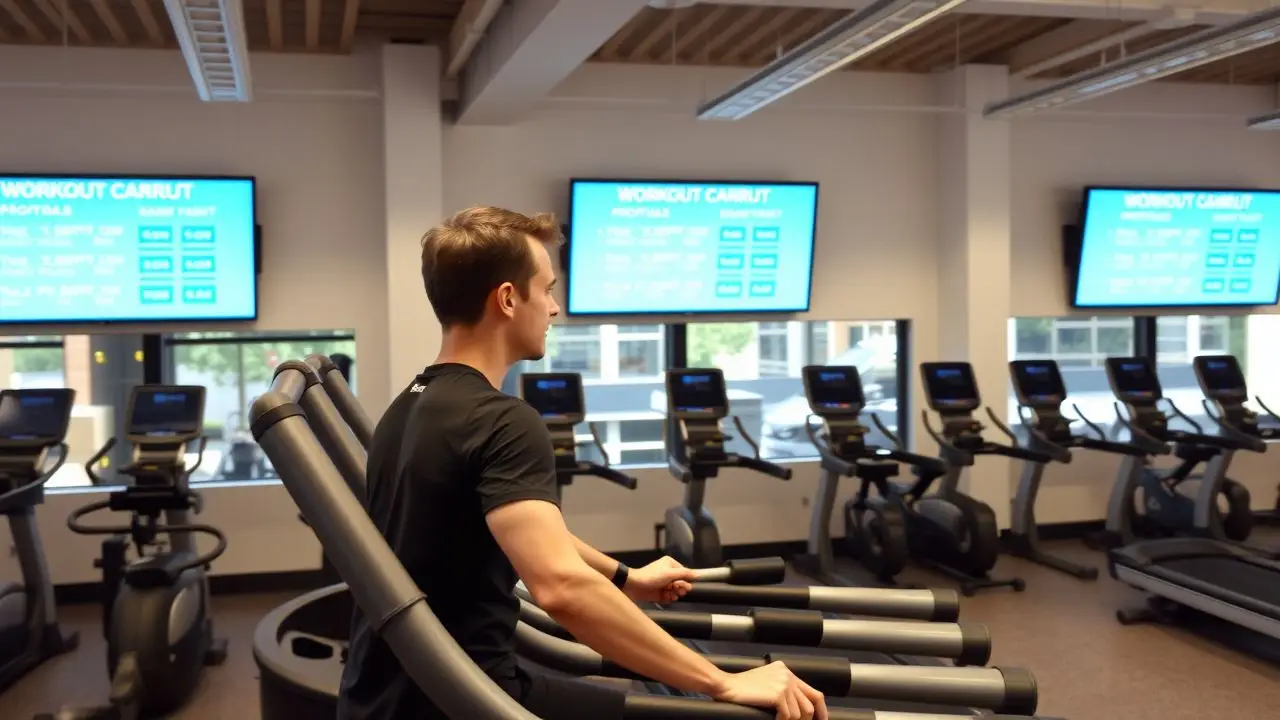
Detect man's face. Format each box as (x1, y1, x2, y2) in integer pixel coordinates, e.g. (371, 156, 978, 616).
(510, 236, 561, 362)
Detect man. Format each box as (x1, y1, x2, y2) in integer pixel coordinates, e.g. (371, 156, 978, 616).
(340, 207, 826, 720)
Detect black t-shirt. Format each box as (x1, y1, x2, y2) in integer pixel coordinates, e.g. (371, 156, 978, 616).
(338, 363, 561, 720)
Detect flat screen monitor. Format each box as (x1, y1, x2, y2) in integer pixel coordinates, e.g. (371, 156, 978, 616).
(0, 175, 258, 324)
(127, 385, 205, 438)
(667, 369, 728, 418)
(1073, 187, 1280, 308)
(0, 388, 75, 442)
(802, 365, 864, 415)
(1194, 354, 1248, 402)
(1105, 357, 1162, 402)
(520, 373, 585, 423)
(921, 362, 980, 411)
(1010, 360, 1067, 407)
(566, 180, 818, 315)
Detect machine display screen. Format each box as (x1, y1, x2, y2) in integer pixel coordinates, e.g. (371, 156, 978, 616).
(566, 180, 818, 315)
(1195, 355, 1247, 400)
(922, 363, 980, 407)
(521, 374, 584, 419)
(1011, 361, 1066, 405)
(1074, 187, 1280, 308)
(0, 175, 258, 324)
(669, 371, 727, 414)
(128, 386, 205, 436)
(1107, 358, 1161, 400)
(804, 366, 864, 412)
(0, 389, 74, 441)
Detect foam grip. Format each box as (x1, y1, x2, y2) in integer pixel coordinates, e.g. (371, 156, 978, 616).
(957, 622, 992, 666)
(748, 608, 825, 646)
(724, 557, 786, 585)
(929, 588, 962, 621)
(761, 653, 852, 696)
(994, 666, 1039, 715)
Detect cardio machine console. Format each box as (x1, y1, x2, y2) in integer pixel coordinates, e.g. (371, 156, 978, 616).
(521, 373, 586, 468)
(0, 389, 75, 495)
(123, 386, 206, 488)
(802, 365, 869, 452)
(1105, 357, 1167, 435)
(1010, 360, 1072, 443)
(666, 369, 730, 463)
(921, 362, 986, 448)
(1194, 354, 1271, 438)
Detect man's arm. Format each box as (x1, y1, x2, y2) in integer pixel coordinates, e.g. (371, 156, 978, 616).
(571, 534, 620, 578)
(488, 500, 727, 696)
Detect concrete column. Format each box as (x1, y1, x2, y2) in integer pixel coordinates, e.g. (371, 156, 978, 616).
(382, 45, 445, 399)
(935, 65, 1015, 525)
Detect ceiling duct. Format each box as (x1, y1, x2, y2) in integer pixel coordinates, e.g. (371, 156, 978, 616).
(985, 6, 1280, 118)
(697, 0, 970, 121)
(163, 0, 253, 102)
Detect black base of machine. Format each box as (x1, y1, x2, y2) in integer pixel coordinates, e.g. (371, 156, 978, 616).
(843, 499, 911, 583)
(1000, 530, 1098, 580)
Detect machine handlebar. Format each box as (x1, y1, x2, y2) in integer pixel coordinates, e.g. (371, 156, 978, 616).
(736, 454, 793, 480)
(581, 462, 639, 490)
(1111, 402, 1174, 456)
(1161, 398, 1204, 434)
(868, 412, 903, 450)
(803, 415, 858, 477)
(83, 437, 118, 486)
(1200, 399, 1269, 453)
(0, 442, 70, 505)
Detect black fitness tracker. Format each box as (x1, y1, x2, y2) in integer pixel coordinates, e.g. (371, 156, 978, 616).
(611, 563, 630, 590)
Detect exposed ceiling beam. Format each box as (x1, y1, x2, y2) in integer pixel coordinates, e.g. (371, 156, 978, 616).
(719, 0, 1268, 24)
(88, 0, 130, 45)
(457, 0, 652, 125)
(630, 8, 685, 60)
(306, 0, 321, 50)
(132, 0, 165, 46)
(339, 0, 360, 52)
(669, 4, 731, 59)
(446, 0, 504, 78)
(700, 6, 765, 63)
(0, 0, 46, 42)
(266, 0, 282, 50)
(731, 7, 802, 64)
(1012, 21, 1180, 78)
(1004, 18, 1132, 71)
(33, 0, 91, 44)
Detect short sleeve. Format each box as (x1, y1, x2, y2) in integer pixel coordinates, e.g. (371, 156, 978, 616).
(476, 401, 561, 514)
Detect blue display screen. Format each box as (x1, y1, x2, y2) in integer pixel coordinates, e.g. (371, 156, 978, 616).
(1074, 188, 1280, 308)
(567, 180, 817, 315)
(0, 176, 257, 324)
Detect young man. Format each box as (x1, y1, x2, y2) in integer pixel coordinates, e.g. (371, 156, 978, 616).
(339, 207, 826, 720)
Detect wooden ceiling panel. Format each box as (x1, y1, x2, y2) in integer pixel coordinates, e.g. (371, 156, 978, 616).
(1176, 43, 1280, 84)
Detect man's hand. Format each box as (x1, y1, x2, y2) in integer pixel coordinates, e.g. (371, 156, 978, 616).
(624, 556, 695, 604)
(713, 661, 828, 720)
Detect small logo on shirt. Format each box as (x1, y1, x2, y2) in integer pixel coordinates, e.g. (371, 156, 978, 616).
(410, 383, 427, 393)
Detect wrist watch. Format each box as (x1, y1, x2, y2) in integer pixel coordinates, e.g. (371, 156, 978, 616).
(611, 563, 630, 589)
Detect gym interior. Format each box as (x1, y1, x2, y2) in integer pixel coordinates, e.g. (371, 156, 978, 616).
(3, 1, 1280, 719)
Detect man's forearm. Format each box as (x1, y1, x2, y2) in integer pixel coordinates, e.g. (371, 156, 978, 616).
(544, 570, 727, 696)
(571, 534, 620, 578)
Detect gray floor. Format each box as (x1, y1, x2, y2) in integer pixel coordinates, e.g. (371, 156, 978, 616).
(6, 540, 1280, 719)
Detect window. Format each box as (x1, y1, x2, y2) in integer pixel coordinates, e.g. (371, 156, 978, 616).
(1007, 316, 1137, 430)
(687, 321, 904, 461)
(165, 330, 357, 484)
(1154, 314, 1252, 432)
(0, 336, 65, 391)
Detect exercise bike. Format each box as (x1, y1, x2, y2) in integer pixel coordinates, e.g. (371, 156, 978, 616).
(795, 364, 941, 585)
(41, 385, 228, 720)
(658, 368, 792, 568)
(519, 372, 640, 501)
(912, 362, 1051, 595)
(0, 389, 80, 692)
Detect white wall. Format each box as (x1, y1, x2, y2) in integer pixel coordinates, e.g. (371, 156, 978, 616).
(4, 48, 1280, 583)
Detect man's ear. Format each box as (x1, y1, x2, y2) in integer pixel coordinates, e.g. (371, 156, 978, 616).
(495, 282, 517, 318)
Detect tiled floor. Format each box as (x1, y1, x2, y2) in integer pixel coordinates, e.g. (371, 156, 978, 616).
(6, 540, 1280, 719)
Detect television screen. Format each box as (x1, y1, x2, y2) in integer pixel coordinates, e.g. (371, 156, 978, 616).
(1073, 187, 1280, 308)
(566, 180, 818, 315)
(0, 175, 257, 324)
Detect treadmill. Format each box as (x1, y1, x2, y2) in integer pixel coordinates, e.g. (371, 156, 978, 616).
(1105, 356, 1280, 638)
(251, 365, 1051, 720)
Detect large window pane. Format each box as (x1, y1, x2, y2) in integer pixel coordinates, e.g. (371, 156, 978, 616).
(518, 323, 668, 467)
(166, 329, 357, 484)
(688, 321, 902, 461)
(1007, 316, 1136, 430)
(0, 336, 65, 390)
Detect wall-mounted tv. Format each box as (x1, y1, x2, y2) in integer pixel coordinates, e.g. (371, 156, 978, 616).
(566, 179, 818, 316)
(0, 174, 257, 325)
(1072, 186, 1280, 309)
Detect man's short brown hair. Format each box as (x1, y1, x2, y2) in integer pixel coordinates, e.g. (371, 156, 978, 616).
(420, 206, 562, 327)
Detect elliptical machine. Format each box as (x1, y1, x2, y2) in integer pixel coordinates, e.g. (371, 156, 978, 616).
(0, 389, 80, 692)
(41, 385, 228, 720)
(796, 364, 945, 585)
(914, 362, 1051, 595)
(659, 368, 792, 568)
(519, 372, 639, 500)
(1003, 360, 1158, 580)
(1096, 357, 1258, 550)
